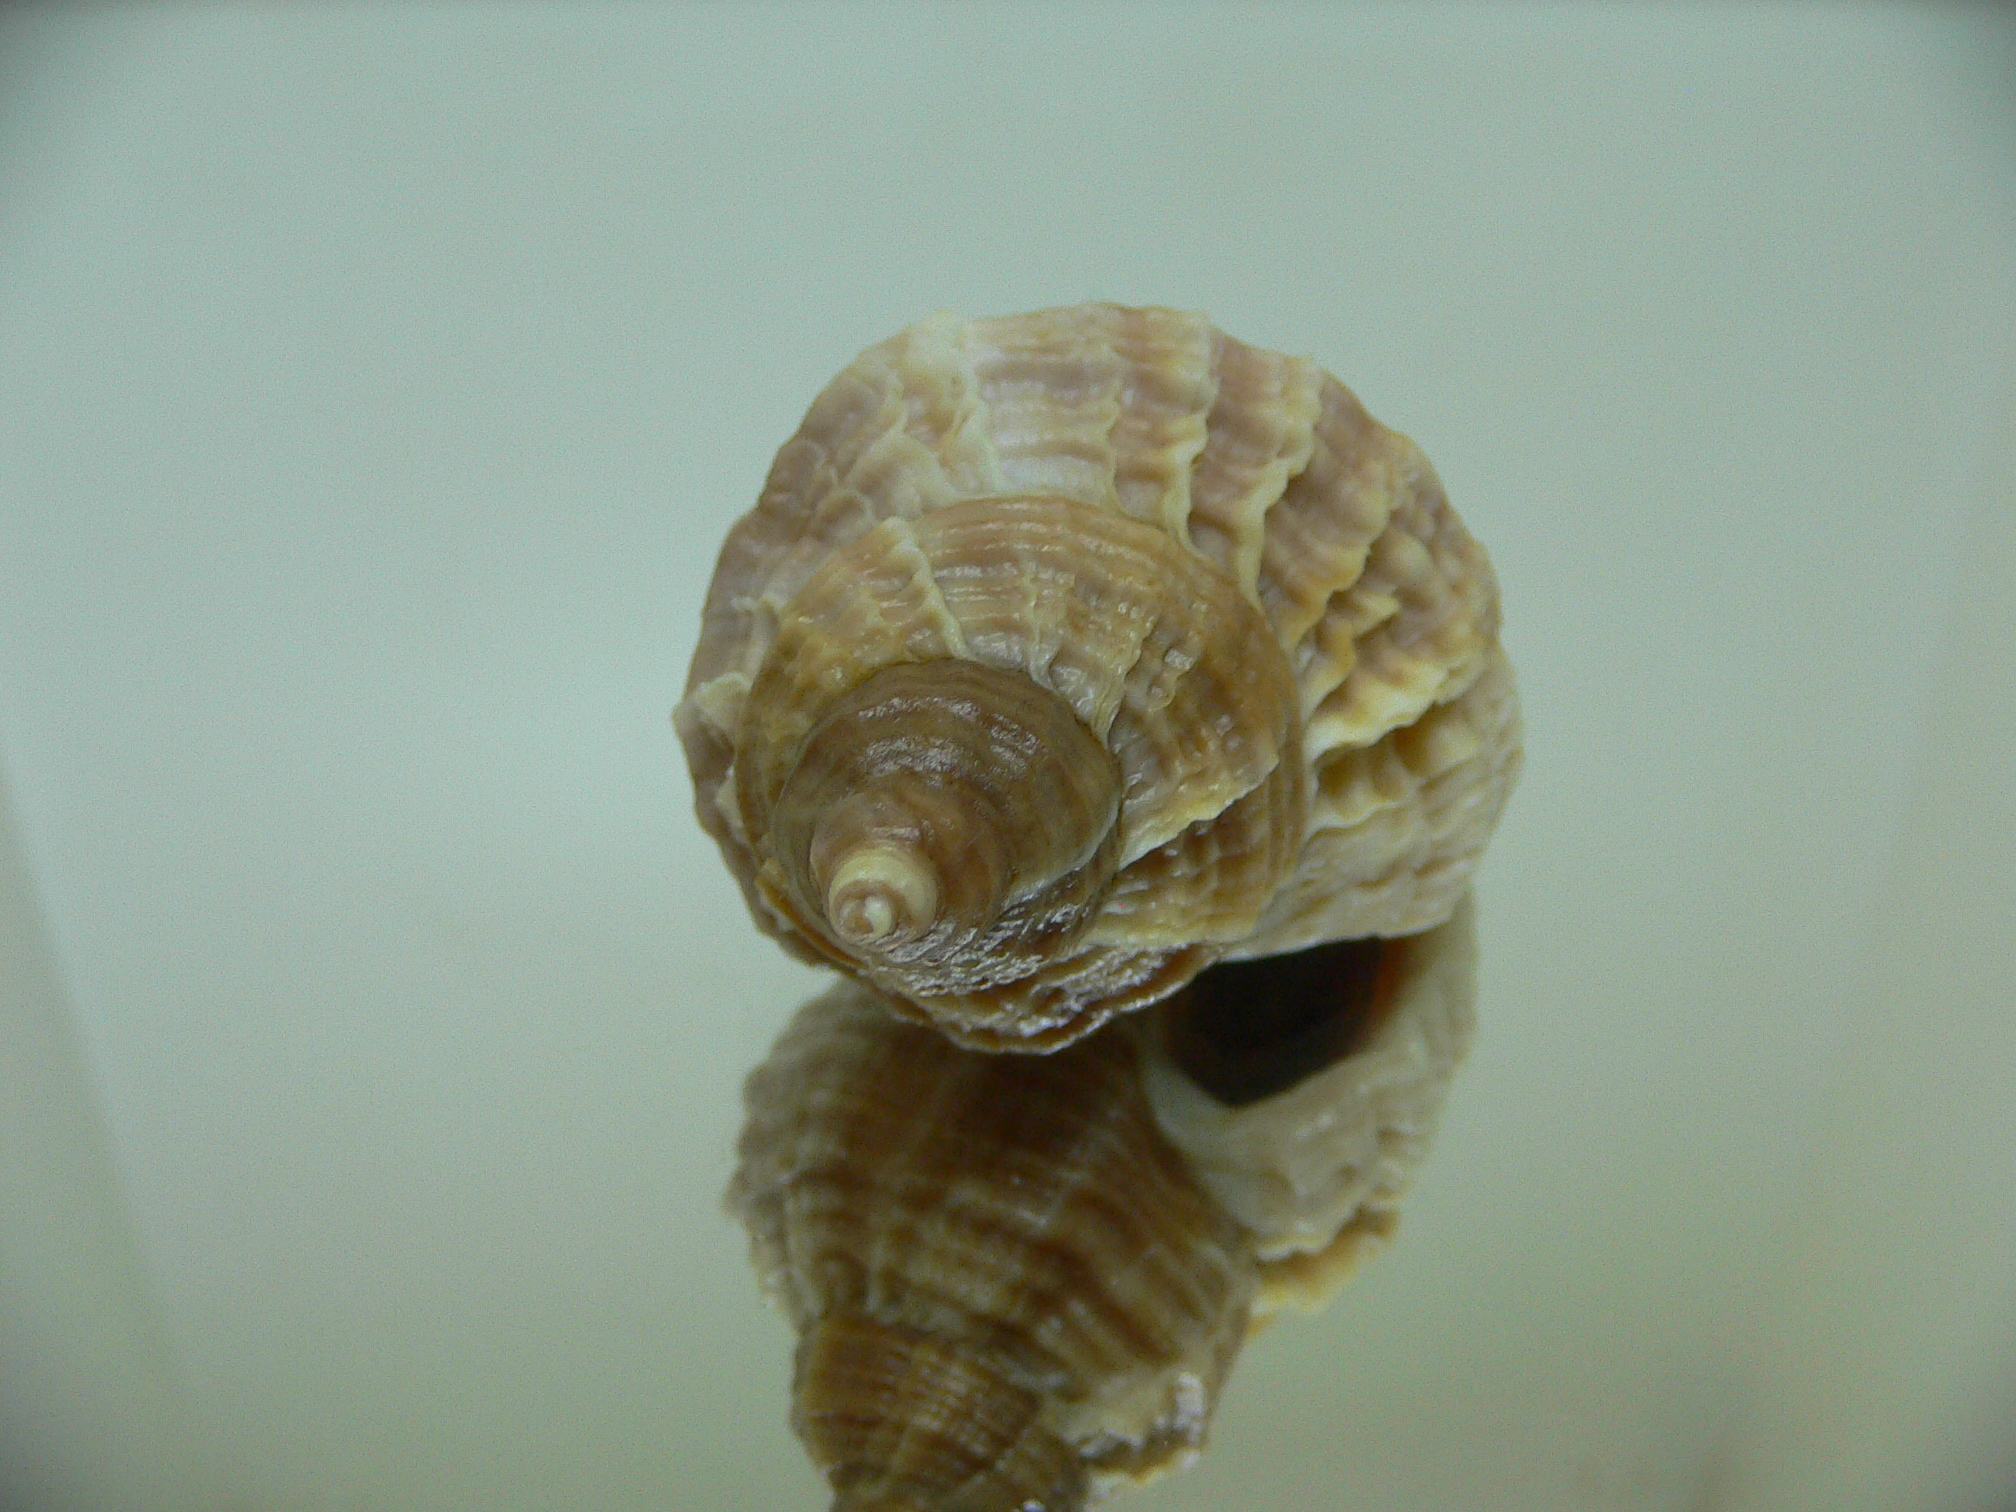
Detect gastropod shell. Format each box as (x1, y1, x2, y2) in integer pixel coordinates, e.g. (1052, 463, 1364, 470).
(676, 305, 1519, 1049)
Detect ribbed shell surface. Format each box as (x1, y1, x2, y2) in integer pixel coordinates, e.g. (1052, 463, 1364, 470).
(678, 305, 1519, 1046)
(729, 979, 1258, 1508)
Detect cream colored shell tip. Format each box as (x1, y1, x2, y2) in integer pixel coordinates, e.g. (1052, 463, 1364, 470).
(676, 304, 1520, 1050)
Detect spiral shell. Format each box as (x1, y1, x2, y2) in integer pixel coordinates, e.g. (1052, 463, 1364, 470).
(727, 901, 1478, 1509)
(678, 304, 1518, 1048)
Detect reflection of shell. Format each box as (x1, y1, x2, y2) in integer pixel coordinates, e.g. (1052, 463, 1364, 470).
(727, 902, 1478, 1509)
(677, 305, 1519, 1050)
(730, 979, 1256, 1510)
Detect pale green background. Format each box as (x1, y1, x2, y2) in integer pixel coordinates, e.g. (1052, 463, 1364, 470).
(2, 6, 2013, 1511)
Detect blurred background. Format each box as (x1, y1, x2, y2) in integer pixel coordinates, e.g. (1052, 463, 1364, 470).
(2, 6, 2012, 1510)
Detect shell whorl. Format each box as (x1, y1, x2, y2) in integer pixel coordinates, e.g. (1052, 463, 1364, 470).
(677, 304, 1518, 1048)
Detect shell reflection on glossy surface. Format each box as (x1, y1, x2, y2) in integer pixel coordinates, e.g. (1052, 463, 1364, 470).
(727, 903, 1478, 1509)
(677, 305, 1520, 1049)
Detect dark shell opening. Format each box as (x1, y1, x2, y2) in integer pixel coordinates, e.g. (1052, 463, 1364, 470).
(1168, 935, 1399, 1107)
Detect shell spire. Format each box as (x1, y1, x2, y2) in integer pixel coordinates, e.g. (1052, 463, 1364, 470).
(677, 305, 1520, 1048)
(796, 1316, 1086, 1512)
(766, 659, 1126, 992)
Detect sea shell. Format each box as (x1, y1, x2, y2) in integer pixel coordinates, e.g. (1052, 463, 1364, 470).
(727, 900, 1478, 1510)
(677, 305, 1519, 1050)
